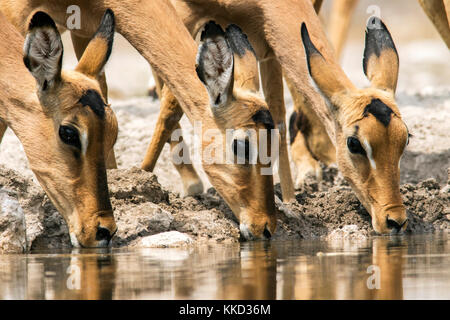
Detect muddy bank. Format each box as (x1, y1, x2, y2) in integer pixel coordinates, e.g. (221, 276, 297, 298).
(0, 165, 448, 252)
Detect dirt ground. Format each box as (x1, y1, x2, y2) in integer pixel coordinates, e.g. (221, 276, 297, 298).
(0, 0, 449, 250)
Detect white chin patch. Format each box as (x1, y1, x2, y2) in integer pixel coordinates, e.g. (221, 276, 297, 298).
(70, 233, 81, 248)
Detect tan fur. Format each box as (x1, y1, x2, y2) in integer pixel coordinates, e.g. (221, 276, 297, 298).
(0, 0, 415, 235)
(326, 0, 450, 57)
(328, 0, 358, 60)
(0, 11, 118, 247)
(418, 0, 450, 48)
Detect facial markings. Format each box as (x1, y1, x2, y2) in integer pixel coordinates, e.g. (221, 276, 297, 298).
(251, 109, 275, 130)
(363, 98, 393, 127)
(363, 139, 376, 170)
(81, 131, 88, 155)
(79, 89, 106, 119)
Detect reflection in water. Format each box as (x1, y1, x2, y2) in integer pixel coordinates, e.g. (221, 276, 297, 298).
(0, 234, 449, 299)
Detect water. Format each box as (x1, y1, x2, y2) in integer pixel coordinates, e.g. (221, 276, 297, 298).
(0, 234, 449, 300)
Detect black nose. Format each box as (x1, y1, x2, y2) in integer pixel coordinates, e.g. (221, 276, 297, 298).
(386, 217, 408, 231)
(96, 226, 112, 242)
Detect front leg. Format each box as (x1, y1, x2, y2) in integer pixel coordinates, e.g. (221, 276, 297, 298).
(141, 86, 203, 196)
(328, 0, 358, 60)
(259, 57, 295, 202)
(418, 0, 450, 48)
(285, 76, 336, 186)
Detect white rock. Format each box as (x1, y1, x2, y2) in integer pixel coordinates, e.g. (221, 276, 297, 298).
(139, 231, 193, 248)
(0, 191, 27, 253)
(342, 225, 359, 234)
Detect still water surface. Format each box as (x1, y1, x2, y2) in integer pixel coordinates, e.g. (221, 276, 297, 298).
(0, 234, 449, 299)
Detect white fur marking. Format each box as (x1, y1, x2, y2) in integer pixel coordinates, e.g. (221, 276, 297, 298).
(363, 139, 376, 169)
(81, 132, 88, 155)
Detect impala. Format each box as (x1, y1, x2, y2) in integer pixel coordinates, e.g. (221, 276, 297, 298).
(141, 1, 410, 234)
(288, 0, 449, 187)
(0, 10, 118, 247)
(1, 0, 414, 235)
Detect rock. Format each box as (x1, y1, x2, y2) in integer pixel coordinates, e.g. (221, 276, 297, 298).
(0, 191, 27, 253)
(108, 167, 168, 204)
(113, 203, 173, 246)
(139, 231, 193, 248)
(326, 224, 369, 241)
(418, 178, 441, 190)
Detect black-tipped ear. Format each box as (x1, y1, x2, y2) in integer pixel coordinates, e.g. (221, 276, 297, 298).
(301, 22, 322, 75)
(23, 11, 63, 91)
(28, 11, 58, 30)
(363, 17, 399, 93)
(225, 24, 256, 57)
(196, 21, 234, 110)
(225, 24, 259, 92)
(75, 9, 115, 77)
(300, 22, 354, 99)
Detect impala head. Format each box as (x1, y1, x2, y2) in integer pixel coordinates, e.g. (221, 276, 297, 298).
(195, 22, 277, 240)
(301, 18, 409, 234)
(23, 10, 118, 247)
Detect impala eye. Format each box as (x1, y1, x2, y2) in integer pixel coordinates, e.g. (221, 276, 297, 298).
(59, 125, 81, 150)
(232, 139, 251, 164)
(347, 136, 366, 156)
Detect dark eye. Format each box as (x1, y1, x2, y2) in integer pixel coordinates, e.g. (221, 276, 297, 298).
(59, 125, 81, 149)
(232, 139, 251, 164)
(347, 137, 366, 155)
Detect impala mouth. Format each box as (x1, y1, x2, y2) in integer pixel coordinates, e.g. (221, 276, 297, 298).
(386, 216, 408, 234)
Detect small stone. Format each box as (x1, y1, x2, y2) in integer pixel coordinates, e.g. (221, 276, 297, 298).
(342, 224, 358, 234)
(139, 231, 193, 248)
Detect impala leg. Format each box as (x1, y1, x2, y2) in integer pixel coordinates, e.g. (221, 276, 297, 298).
(328, 0, 358, 60)
(141, 86, 203, 196)
(148, 67, 164, 99)
(285, 77, 335, 186)
(290, 125, 322, 188)
(70, 32, 117, 169)
(168, 123, 203, 196)
(260, 58, 295, 202)
(418, 0, 450, 48)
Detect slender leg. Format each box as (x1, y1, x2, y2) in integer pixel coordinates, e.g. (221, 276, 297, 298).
(285, 77, 336, 186)
(328, 0, 358, 60)
(148, 67, 164, 99)
(290, 127, 322, 188)
(418, 0, 450, 48)
(168, 124, 203, 196)
(260, 57, 295, 202)
(141, 86, 203, 196)
(71, 32, 117, 169)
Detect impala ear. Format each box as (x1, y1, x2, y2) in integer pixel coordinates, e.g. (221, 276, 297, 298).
(301, 23, 354, 101)
(23, 11, 63, 91)
(75, 9, 115, 77)
(225, 24, 259, 92)
(196, 21, 234, 110)
(363, 17, 399, 93)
